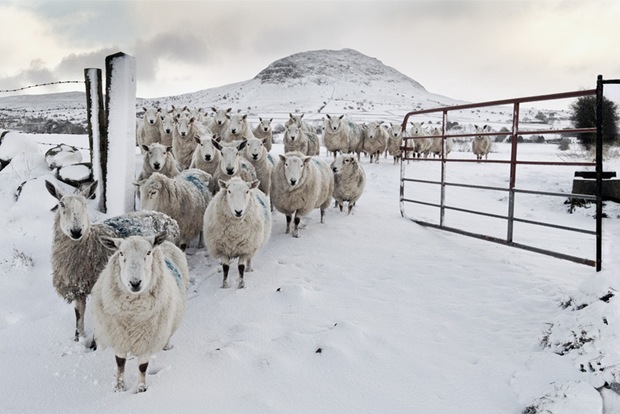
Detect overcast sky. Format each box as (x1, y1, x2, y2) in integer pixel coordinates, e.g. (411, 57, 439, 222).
(0, 0, 618, 107)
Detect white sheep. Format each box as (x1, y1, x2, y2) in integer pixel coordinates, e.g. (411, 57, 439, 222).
(138, 143, 181, 181)
(386, 123, 404, 164)
(252, 117, 274, 152)
(45, 180, 180, 343)
(429, 127, 453, 158)
(362, 121, 388, 163)
(138, 169, 212, 250)
(159, 112, 176, 147)
(270, 151, 334, 238)
(206, 107, 232, 136)
(472, 124, 492, 161)
(189, 132, 221, 178)
(285, 113, 311, 132)
(243, 137, 274, 196)
(347, 120, 365, 161)
(409, 122, 432, 159)
(172, 117, 204, 170)
(283, 123, 320, 156)
(137, 107, 163, 147)
(221, 113, 255, 143)
(322, 114, 350, 158)
(91, 232, 189, 392)
(331, 153, 366, 214)
(204, 177, 272, 289)
(211, 139, 258, 195)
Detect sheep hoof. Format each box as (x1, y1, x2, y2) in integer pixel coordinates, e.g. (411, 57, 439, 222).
(238, 281, 245, 289)
(136, 384, 147, 393)
(114, 381, 126, 392)
(163, 342, 174, 351)
(221, 281, 229, 289)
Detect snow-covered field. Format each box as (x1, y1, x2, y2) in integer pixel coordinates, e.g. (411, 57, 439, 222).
(0, 131, 619, 414)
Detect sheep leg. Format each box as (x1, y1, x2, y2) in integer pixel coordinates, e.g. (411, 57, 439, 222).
(137, 356, 149, 393)
(238, 263, 246, 289)
(348, 203, 354, 215)
(74, 298, 86, 341)
(292, 216, 301, 238)
(221, 261, 230, 288)
(114, 355, 127, 392)
(285, 215, 292, 234)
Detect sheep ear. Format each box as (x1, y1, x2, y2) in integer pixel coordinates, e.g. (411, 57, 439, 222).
(226, 108, 232, 113)
(153, 232, 167, 247)
(82, 181, 98, 200)
(218, 179, 228, 189)
(269, 118, 273, 122)
(194, 135, 201, 144)
(143, 107, 147, 112)
(45, 180, 62, 200)
(237, 140, 247, 151)
(212, 139, 222, 151)
(326, 114, 331, 120)
(279, 154, 286, 161)
(303, 156, 312, 165)
(242, 114, 247, 120)
(141, 144, 149, 152)
(100, 236, 121, 251)
(166, 146, 173, 153)
(250, 180, 260, 190)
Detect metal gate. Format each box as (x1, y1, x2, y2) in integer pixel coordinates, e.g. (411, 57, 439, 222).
(399, 75, 619, 271)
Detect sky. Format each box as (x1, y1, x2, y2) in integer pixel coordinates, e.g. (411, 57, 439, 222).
(0, 0, 619, 105)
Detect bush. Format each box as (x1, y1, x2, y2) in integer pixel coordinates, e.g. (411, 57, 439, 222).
(570, 95, 619, 150)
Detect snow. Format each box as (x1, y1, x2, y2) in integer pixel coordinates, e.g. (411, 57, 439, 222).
(1, 128, 619, 413)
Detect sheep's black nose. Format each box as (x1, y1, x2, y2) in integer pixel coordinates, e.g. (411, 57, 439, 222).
(153, 162, 161, 170)
(226, 168, 234, 175)
(70, 229, 82, 240)
(234, 210, 243, 217)
(130, 280, 141, 291)
(205, 154, 211, 161)
(332, 167, 337, 172)
(231, 129, 237, 134)
(289, 179, 297, 186)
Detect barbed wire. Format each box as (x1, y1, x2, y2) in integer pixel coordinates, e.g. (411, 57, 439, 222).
(0, 80, 84, 94)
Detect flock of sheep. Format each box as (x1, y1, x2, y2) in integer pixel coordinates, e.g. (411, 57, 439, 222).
(47, 105, 492, 393)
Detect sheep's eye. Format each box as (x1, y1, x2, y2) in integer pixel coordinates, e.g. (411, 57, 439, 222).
(146, 250, 151, 256)
(119, 252, 124, 257)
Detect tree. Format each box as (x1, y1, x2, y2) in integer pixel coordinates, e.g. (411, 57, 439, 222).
(570, 95, 619, 150)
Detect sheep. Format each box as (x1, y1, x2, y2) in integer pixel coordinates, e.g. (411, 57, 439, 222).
(211, 139, 258, 195)
(362, 121, 388, 163)
(221, 113, 255, 143)
(331, 153, 366, 214)
(285, 113, 311, 132)
(252, 117, 274, 152)
(189, 132, 221, 178)
(137, 107, 163, 147)
(159, 112, 176, 147)
(270, 151, 334, 238)
(386, 123, 404, 164)
(283, 123, 320, 156)
(204, 177, 272, 289)
(408, 122, 432, 159)
(242, 137, 274, 196)
(91, 232, 189, 392)
(429, 127, 453, 158)
(172, 116, 204, 170)
(138, 169, 212, 250)
(138, 143, 181, 181)
(45, 180, 180, 343)
(206, 107, 232, 136)
(347, 120, 365, 161)
(322, 114, 350, 158)
(472, 124, 492, 161)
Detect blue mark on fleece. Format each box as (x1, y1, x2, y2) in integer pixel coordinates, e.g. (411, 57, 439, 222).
(267, 153, 275, 165)
(165, 258, 183, 290)
(184, 174, 209, 195)
(256, 194, 270, 223)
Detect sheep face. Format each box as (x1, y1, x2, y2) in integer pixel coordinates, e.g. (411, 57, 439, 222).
(245, 138, 264, 161)
(258, 118, 272, 133)
(331, 154, 356, 174)
(175, 117, 195, 139)
(46, 180, 97, 241)
(139, 177, 164, 209)
(288, 113, 304, 128)
(325, 114, 345, 132)
(196, 136, 219, 162)
(363, 122, 382, 140)
(219, 141, 247, 176)
(144, 107, 161, 126)
(388, 123, 403, 137)
(285, 124, 301, 142)
(281, 154, 310, 188)
(220, 178, 260, 218)
(144, 143, 170, 172)
(212, 107, 231, 126)
(103, 235, 165, 295)
(160, 113, 175, 135)
(226, 114, 248, 137)
(409, 122, 426, 136)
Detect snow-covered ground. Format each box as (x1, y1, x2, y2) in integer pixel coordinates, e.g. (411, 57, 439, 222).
(0, 131, 619, 414)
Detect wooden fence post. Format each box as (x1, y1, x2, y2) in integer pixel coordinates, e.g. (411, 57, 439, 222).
(104, 52, 136, 215)
(84, 68, 107, 212)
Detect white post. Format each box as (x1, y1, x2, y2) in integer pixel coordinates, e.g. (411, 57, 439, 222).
(84, 68, 106, 211)
(105, 52, 136, 215)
